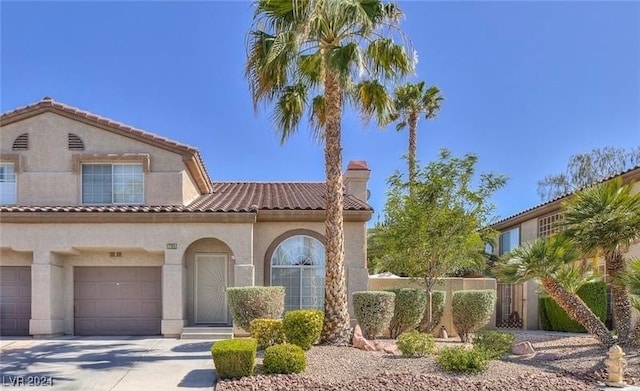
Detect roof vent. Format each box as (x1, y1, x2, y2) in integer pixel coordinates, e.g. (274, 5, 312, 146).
(12, 133, 29, 150)
(42, 96, 53, 101)
(68, 133, 85, 151)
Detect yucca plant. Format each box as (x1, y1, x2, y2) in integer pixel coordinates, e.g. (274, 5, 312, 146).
(495, 234, 615, 346)
(562, 178, 640, 345)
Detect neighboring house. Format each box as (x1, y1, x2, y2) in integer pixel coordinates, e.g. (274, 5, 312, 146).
(0, 97, 372, 337)
(490, 165, 640, 330)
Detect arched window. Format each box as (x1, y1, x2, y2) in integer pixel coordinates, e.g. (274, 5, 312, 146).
(271, 235, 325, 312)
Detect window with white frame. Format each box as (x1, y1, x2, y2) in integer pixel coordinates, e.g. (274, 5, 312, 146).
(82, 163, 144, 204)
(271, 235, 325, 312)
(0, 163, 17, 204)
(499, 227, 520, 256)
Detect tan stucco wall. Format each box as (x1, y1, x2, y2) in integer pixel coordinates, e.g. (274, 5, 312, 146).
(1, 218, 370, 336)
(368, 277, 497, 338)
(0, 112, 200, 205)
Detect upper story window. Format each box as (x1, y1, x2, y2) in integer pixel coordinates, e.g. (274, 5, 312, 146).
(82, 163, 143, 204)
(538, 213, 563, 238)
(0, 163, 17, 204)
(499, 227, 520, 256)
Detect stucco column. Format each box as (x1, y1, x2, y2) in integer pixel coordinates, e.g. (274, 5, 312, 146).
(161, 250, 185, 337)
(233, 225, 255, 287)
(30, 250, 64, 337)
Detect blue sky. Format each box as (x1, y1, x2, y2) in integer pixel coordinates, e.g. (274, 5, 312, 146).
(2, 1, 639, 224)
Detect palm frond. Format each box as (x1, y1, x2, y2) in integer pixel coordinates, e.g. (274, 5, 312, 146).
(562, 178, 640, 253)
(272, 83, 308, 142)
(355, 80, 393, 125)
(365, 38, 413, 80)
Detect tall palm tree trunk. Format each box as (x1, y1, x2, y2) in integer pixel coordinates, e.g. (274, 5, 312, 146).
(407, 111, 418, 186)
(631, 320, 640, 348)
(606, 249, 632, 345)
(319, 68, 351, 346)
(541, 276, 615, 346)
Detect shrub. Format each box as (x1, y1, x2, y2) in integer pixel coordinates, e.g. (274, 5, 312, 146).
(437, 346, 489, 374)
(543, 282, 607, 332)
(250, 319, 285, 350)
(472, 330, 516, 359)
(263, 343, 306, 374)
(539, 297, 553, 331)
(386, 288, 427, 338)
(396, 331, 435, 357)
(418, 290, 446, 332)
(452, 289, 496, 342)
(353, 291, 395, 339)
(283, 309, 324, 351)
(211, 338, 257, 379)
(227, 286, 285, 331)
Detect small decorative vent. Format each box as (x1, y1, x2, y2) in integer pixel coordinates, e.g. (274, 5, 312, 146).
(109, 252, 123, 258)
(12, 133, 29, 150)
(68, 133, 85, 151)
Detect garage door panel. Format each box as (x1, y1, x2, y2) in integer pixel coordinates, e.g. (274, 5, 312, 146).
(0, 266, 31, 336)
(74, 267, 161, 335)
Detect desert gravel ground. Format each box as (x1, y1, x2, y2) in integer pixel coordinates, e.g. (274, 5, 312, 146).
(216, 331, 639, 391)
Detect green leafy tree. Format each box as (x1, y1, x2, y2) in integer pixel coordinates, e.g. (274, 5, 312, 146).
(374, 149, 506, 330)
(537, 146, 640, 201)
(389, 81, 444, 184)
(562, 178, 640, 346)
(495, 234, 615, 346)
(246, 0, 414, 345)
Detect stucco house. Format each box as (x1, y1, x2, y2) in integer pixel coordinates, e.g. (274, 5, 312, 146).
(490, 165, 640, 330)
(0, 97, 372, 338)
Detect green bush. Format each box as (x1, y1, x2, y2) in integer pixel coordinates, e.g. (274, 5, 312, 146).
(396, 331, 435, 357)
(353, 291, 395, 339)
(543, 282, 607, 332)
(263, 343, 306, 374)
(472, 330, 516, 359)
(437, 346, 490, 374)
(418, 290, 446, 332)
(283, 309, 324, 351)
(386, 288, 427, 338)
(211, 338, 257, 379)
(452, 290, 496, 342)
(250, 319, 285, 350)
(227, 286, 285, 331)
(539, 297, 553, 331)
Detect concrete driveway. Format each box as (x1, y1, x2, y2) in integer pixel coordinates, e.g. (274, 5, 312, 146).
(0, 337, 216, 390)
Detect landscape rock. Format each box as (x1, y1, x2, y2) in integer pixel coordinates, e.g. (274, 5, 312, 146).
(352, 324, 376, 351)
(513, 341, 535, 355)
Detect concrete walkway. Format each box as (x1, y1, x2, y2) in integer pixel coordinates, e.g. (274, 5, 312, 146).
(0, 337, 216, 390)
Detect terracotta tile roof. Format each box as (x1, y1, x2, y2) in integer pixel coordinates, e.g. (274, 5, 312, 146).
(187, 182, 371, 212)
(1, 97, 212, 193)
(491, 164, 640, 228)
(0, 182, 372, 214)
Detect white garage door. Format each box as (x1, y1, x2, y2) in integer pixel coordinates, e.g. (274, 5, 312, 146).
(0, 266, 31, 336)
(74, 267, 161, 335)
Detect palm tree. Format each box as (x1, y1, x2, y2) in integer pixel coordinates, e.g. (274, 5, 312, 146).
(621, 258, 640, 347)
(495, 234, 615, 346)
(389, 81, 443, 184)
(562, 178, 640, 345)
(246, 0, 414, 345)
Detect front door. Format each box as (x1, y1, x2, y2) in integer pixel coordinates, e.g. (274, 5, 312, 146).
(195, 253, 228, 324)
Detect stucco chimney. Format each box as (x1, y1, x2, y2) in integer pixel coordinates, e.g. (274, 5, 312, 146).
(344, 160, 371, 202)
